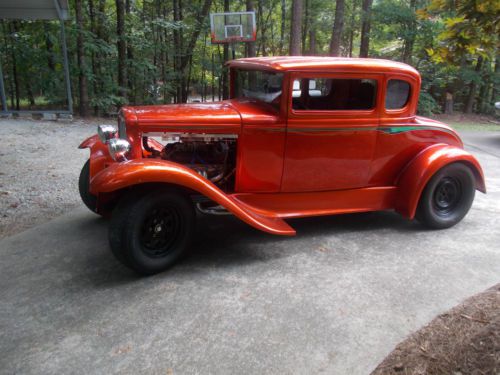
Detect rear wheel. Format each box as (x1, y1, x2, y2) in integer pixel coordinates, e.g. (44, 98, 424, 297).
(416, 163, 475, 229)
(79, 159, 98, 213)
(109, 189, 195, 275)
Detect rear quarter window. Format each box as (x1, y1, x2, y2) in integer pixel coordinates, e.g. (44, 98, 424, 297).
(385, 79, 411, 110)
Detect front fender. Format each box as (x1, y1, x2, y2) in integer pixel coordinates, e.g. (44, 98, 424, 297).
(79, 134, 114, 180)
(90, 159, 296, 236)
(395, 143, 486, 219)
(79, 134, 100, 149)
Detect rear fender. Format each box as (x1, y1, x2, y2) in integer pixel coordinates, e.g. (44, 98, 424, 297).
(90, 159, 296, 236)
(395, 143, 486, 219)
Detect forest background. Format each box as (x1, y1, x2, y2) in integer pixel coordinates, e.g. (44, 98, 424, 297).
(0, 0, 498, 117)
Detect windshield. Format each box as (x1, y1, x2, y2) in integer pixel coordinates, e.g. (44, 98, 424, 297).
(234, 69, 283, 108)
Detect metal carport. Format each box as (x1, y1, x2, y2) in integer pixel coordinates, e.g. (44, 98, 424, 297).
(0, 0, 72, 116)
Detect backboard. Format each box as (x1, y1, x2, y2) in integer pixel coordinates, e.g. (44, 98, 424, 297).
(210, 11, 256, 44)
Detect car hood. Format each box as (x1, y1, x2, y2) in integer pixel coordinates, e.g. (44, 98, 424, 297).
(122, 102, 242, 134)
(122, 100, 281, 134)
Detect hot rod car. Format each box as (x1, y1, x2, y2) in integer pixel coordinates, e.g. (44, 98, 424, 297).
(79, 57, 485, 275)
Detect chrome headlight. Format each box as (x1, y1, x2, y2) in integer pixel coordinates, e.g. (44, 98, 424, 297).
(98, 124, 118, 144)
(108, 138, 131, 162)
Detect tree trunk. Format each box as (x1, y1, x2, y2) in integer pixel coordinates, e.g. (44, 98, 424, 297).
(173, 0, 182, 102)
(126, 0, 135, 104)
(465, 56, 483, 114)
(97, 0, 106, 41)
(302, 0, 309, 54)
(476, 77, 488, 114)
(359, 0, 373, 58)
(280, 0, 286, 54)
(217, 46, 223, 100)
(222, 0, 230, 100)
(75, 0, 89, 116)
(257, 0, 267, 56)
(330, 0, 345, 56)
(43, 23, 56, 72)
(88, 0, 100, 115)
(309, 28, 316, 55)
(348, 0, 357, 57)
(25, 81, 35, 107)
(115, 0, 127, 101)
(444, 92, 453, 114)
(177, 0, 212, 102)
(493, 54, 500, 107)
(1, 21, 14, 108)
(211, 53, 215, 101)
(289, 0, 303, 55)
(96, 0, 106, 101)
(401, 0, 416, 64)
(246, 0, 256, 57)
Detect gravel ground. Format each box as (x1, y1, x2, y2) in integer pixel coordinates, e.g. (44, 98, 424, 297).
(0, 118, 100, 238)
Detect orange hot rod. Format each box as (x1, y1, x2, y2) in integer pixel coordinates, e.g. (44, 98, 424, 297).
(79, 57, 485, 275)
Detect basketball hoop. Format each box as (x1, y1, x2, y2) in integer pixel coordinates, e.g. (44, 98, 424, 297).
(210, 11, 256, 44)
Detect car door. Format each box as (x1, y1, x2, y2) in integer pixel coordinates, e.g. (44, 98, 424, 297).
(281, 72, 382, 192)
(231, 69, 290, 193)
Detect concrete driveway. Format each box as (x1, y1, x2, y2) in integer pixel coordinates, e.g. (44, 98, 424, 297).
(1, 131, 499, 374)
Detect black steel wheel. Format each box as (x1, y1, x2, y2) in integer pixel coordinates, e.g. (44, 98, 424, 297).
(78, 159, 98, 213)
(140, 206, 182, 258)
(109, 188, 195, 275)
(416, 163, 475, 229)
(433, 176, 462, 215)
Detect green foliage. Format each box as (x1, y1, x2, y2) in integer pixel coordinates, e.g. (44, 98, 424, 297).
(417, 90, 441, 115)
(423, 0, 499, 63)
(0, 0, 497, 116)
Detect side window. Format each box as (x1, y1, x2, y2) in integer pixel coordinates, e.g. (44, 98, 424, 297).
(385, 79, 411, 110)
(292, 78, 377, 111)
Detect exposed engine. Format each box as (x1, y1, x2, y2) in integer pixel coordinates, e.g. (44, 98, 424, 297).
(145, 134, 237, 191)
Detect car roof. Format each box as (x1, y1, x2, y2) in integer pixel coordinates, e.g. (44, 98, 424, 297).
(228, 56, 419, 77)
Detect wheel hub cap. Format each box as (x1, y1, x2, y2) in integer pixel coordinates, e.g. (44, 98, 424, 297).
(140, 207, 180, 257)
(433, 177, 462, 215)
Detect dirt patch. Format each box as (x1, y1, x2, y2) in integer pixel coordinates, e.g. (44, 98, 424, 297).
(371, 284, 500, 375)
(0, 117, 99, 238)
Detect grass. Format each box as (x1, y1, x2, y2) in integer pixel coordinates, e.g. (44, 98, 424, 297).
(447, 121, 500, 132)
(431, 114, 500, 132)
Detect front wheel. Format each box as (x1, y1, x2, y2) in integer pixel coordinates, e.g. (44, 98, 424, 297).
(79, 159, 98, 213)
(416, 163, 476, 229)
(109, 189, 195, 275)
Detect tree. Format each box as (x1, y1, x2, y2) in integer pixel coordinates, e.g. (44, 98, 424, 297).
(372, 0, 419, 63)
(422, 0, 500, 113)
(280, 0, 286, 54)
(359, 0, 373, 57)
(423, 0, 499, 63)
(464, 56, 483, 114)
(246, 0, 257, 57)
(0, 0, 496, 117)
(330, 0, 345, 56)
(401, 0, 417, 63)
(289, 0, 303, 55)
(75, 0, 89, 116)
(115, 0, 127, 101)
(222, 0, 230, 99)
